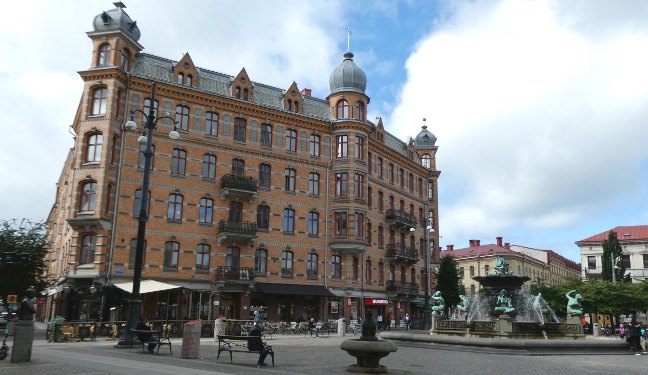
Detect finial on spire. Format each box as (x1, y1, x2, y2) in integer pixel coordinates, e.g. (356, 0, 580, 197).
(422, 118, 427, 130)
(114, 1, 126, 8)
(347, 27, 352, 52)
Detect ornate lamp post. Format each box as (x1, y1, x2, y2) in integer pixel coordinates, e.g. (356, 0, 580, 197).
(115, 82, 179, 347)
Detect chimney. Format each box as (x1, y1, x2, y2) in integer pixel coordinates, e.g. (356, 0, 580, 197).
(446, 244, 454, 251)
(468, 240, 474, 247)
(496, 237, 503, 247)
(474, 239, 480, 247)
(300, 88, 312, 97)
(504, 242, 510, 250)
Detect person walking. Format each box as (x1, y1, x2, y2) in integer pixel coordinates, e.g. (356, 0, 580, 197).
(385, 312, 392, 330)
(404, 313, 411, 331)
(630, 319, 642, 354)
(376, 313, 383, 330)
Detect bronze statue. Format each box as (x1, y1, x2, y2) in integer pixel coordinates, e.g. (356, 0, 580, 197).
(431, 291, 446, 316)
(489, 256, 512, 276)
(457, 295, 470, 314)
(494, 289, 516, 315)
(565, 290, 583, 317)
(18, 288, 36, 321)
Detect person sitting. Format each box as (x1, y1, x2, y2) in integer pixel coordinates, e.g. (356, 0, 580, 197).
(135, 317, 158, 353)
(308, 318, 319, 338)
(248, 322, 272, 367)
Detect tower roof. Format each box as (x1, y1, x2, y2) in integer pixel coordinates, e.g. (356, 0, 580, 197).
(329, 52, 366, 95)
(415, 124, 437, 147)
(92, 2, 141, 42)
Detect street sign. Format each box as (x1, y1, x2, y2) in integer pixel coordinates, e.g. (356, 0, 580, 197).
(6, 295, 17, 304)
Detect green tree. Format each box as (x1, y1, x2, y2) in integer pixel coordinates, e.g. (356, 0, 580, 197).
(601, 231, 624, 282)
(434, 254, 462, 309)
(0, 219, 50, 302)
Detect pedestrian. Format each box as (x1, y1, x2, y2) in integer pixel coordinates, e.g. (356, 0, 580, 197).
(308, 318, 319, 338)
(254, 310, 263, 327)
(404, 313, 411, 331)
(248, 322, 272, 367)
(376, 313, 383, 330)
(630, 319, 642, 354)
(385, 312, 392, 330)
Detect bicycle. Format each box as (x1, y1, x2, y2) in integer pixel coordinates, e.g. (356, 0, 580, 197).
(0, 311, 14, 360)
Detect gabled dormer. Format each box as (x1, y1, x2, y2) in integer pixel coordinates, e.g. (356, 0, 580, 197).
(283, 82, 303, 113)
(406, 138, 415, 160)
(173, 53, 199, 88)
(375, 117, 385, 143)
(231, 68, 253, 101)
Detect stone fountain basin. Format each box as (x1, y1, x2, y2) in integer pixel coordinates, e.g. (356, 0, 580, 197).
(341, 338, 397, 374)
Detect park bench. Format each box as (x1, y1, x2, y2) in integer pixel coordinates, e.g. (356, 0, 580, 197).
(216, 334, 274, 366)
(129, 328, 172, 354)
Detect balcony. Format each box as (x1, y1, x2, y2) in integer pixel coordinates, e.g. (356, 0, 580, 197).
(385, 209, 418, 230)
(219, 174, 258, 201)
(385, 280, 419, 296)
(215, 220, 257, 245)
(214, 267, 255, 281)
(385, 244, 419, 265)
(330, 236, 368, 255)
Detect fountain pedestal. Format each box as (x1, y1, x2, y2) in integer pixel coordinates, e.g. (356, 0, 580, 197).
(341, 311, 397, 373)
(497, 315, 513, 337)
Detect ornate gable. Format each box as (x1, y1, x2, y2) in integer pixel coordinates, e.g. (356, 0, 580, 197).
(173, 53, 199, 87)
(283, 82, 303, 113)
(231, 68, 253, 101)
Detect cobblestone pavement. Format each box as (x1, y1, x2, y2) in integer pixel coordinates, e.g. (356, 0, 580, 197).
(1, 331, 646, 375)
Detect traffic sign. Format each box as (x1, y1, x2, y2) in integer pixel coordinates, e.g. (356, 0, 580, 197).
(6, 294, 17, 304)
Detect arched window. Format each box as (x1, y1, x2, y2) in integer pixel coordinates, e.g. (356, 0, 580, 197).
(308, 173, 319, 195)
(196, 244, 210, 270)
(287, 99, 292, 111)
(234, 117, 246, 142)
(171, 149, 186, 175)
(226, 246, 240, 270)
(202, 154, 216, 179)
(79, 234, 96, 265)
(175, 105, 190, 131)
(281, 250, 293, 275)
(243, 88, 249, 100)
(235, 87, 241, 98)
(186, 74, 192, 87)
(259, 163, 271, 189)
(422, 154, 431, 168)
(285, 129, 297, 152)
(256, 204, 270, 229)
(232, 158, 245, 176)
(205, 111, 218, 136)
(86, 133, 103, 162)
(283, 208, 295, 232)
(336, 99, 349, 119)
(307, 253, 318, 277)
(309, 134, 320, 157)
(167, 193, 183, 220)
(91, 87, 108, 115)
(255, 249, 267, 273)
(308, 211, 319, 235)
(260, 124, 272, 147)
(164, 241, 179, 269)
(331, 255, 341, 278)
(177, 73, 184, 84)
(470, 266, 475, 277)
(293, 101, 299, 113)
(284, 168, 296, 191)
(355, 102, 365, 121)
(80, 181, 97, 212)
(199, 197, 213, 224)
(97, 43, 111, 66)
(120, 49, 130, 71)
(365, 260, 372, 282)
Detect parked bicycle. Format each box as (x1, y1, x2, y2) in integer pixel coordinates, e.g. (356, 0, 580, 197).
(0, 311, 15, 360)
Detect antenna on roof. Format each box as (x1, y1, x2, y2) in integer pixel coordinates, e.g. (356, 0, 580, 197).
(347, 27, 352, 52)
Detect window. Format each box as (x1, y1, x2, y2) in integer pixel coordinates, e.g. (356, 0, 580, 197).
(137, 143, 154, 170)
(331, 255, 341, 278)
(335, 173, 347, 197)
(199, 198, 213, 224)
(104, 183, 112, 215)
(400, 168, 404, 187)
(354, 174, 364, 199)
(378, 262, 384, 283)
(389, 164, 394, 183)
(205, 111, 218, 136)
(226, 247, 240, 270)
(128, 238, 146, 270)
(355, 102, 365, 122)
(336, 135, 348, 158)
(367, 187, 372, 208)
(255, 249, 267, 274)
(196, 244, 210, 270)
(229, 201, 242, 223)
(143, 98, 158, 122)
(91, 87, 107, 115)
(308, 173, 320, 195)
(133, 189, 150, 217)
(260, 124, 272, 147)
(354, 212, 364, 238)
(365, 260, 372, 282)
(79, 234, 96, 265)
(485, 265, 490, 274)
(309, 134, 320, 157)
(355, 136, 364, 160)
(281, 250, 293, 275)
(368, 152, 372, 173)
(622, 254, 631, 268)
(411, 268, 416, 284)
(175, 105, 189, 131)
(80, 181, 97, 212)
(353, 257, 359, 280)
(235, 87, 241, 98)
(377, 158, 383, 178)
(257, 205, 270, 229)
(287, 99, 292, 111)
(177, 73, 184, 84)
(378, 226, 384, 247)
(409, 173, 414, 192)
(167, 194, 183, 220)
(308, 211, 319, 235)
(428, 181, 434, 200)
(171, 149, 186, 175)
(97, 43, 110, 66)
(115, 90, 123, 119)
(202, 154, 216, 179)
(284, 169, 296, 192)
(367, 222, 372, 244)
(243, 88, 249, 100)
(587, 256, 596, 270)
(164, 241, 179, 269)
(470, 285, 476, 296)
(336, 99, 349, 119)
(293, 101, 299, 112)
(459, 267, 464, 278)
(259, 164, 271, 189)
(389, 265, 395, 281)
(234, 117, 246, 142)
(378, 191, 384, 212)
(643, 254, 648, 269)
(418, 178, 423, 196)
(429, 210, 435, 228)
(285, 129, 297, 152)
(470, 266, 475, 277)
(307, 253, 318, 277)
(400, 266, 406, 282)
(232, 158, 245, 176)
(283, 208, 295, 232)
(86, 134, 103, 162)
(422, 154, 431, 168)
(335, 212, 347, 237)
(186, 74, 192, 87)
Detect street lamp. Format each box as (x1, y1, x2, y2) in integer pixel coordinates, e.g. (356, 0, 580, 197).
(116, 81, 178, 347)
(412, 224, 432, 330)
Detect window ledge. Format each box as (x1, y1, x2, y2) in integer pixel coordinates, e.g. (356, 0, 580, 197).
(283, 231, 295, 236)
(81, 161, 101, 166)
(76, 211, 96, 216)
(284, 191, 296, 195)
(205, 134, 218, 140)
(171, 173, 185, 178)
(281, 275, 294, 279)
(167, 219, 182, 224)
(163, 267, 178, 272)
(198, 223, 213, 227)
(308, 234, 319, 238)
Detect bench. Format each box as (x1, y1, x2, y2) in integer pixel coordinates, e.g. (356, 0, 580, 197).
(216, 335, 274, 366)
(129, 329, 172, 354)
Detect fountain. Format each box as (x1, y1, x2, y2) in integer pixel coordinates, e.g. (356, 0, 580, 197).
(340, 310, 397, 373)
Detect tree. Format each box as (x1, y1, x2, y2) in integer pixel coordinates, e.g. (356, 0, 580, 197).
(601, 231, 625, 282)
(434, 254, 462, 309)
(0, 219, 50, 302)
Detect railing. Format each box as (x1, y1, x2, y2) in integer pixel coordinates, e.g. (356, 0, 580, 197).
(385, 244, 419, 262)
(385, 280, 419, 294)
(221, 174, 258, 192)
(385, 209, 418, 228)
(217, 220, 257, 235)
(215, 267, 255, 281)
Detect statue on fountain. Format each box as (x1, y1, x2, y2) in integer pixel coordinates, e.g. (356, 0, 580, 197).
(457, 295, 470, 314)
(489, 256, 512, 276)
(494, 289, 516, 315)
(431, 291, 445, 316)
(565, 290, 583, 317)
(533, 293, 548, 315)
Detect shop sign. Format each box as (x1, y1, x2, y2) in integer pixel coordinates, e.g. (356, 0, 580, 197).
(37, 298, 47, 305)
(330, 301, 339, 314)
(364, 298, 389, 306)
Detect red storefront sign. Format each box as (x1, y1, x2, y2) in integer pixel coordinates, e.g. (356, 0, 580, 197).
(364, 298, 389, 306)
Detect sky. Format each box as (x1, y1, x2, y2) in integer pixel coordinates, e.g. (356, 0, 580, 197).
(1, 0, 648, 263)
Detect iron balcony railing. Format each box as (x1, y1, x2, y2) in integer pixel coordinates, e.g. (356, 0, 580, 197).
(215, 267, 255, 281)
(385, 280, 419, 294)
(385, 244, 419, 262)
(217, 220, 257, 236)
(220, 174, 258, 192)
(385, 209, 418, 228)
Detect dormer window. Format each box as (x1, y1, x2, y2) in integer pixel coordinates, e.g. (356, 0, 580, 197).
(235, 87, 241, 99)
(243, 88, 249, 100)
(293, 102, 299, 112)
(177, 73, 184, 84)
(186, 74, 192, 87)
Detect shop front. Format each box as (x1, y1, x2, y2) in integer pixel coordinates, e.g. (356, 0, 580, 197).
(253, 283, 334, 322)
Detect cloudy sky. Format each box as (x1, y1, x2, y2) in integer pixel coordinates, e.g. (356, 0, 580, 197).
(1, 0, 647, 262)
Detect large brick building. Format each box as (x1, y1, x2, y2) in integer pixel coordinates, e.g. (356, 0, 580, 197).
(43, 4, 441, 325)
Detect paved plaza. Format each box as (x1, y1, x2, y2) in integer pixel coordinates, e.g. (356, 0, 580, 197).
(1, 330, 646, 375)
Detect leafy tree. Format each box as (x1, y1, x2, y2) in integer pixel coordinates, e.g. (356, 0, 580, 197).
(0, 220, 50, 302)
(601, 231, 625, 282)
(434, 254, 462, 309)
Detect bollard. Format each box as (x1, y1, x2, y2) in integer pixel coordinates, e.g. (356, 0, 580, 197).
(181, 320, 202, 359)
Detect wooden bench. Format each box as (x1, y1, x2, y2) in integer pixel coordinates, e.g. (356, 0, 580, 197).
(216, 335, 274, 366)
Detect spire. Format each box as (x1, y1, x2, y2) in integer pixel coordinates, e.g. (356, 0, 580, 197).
(347, 27, 352, 52)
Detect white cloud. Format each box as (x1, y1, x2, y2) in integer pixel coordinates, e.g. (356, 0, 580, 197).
(389, 0, 648, 255)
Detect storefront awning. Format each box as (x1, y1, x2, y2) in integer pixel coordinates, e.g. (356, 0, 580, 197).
(256, 283, 335, 297)
(113, 280, 181, 294)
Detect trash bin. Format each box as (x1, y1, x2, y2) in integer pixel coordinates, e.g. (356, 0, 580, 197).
(337, 318, 346, 336)
(181, 320, 202, 359)
(214, 318, 225, 339)
(592, 323, 600, 336)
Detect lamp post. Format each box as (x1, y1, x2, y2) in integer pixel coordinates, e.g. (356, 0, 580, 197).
(413, 220, 432, 330)
(115, 82, 179, 347)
